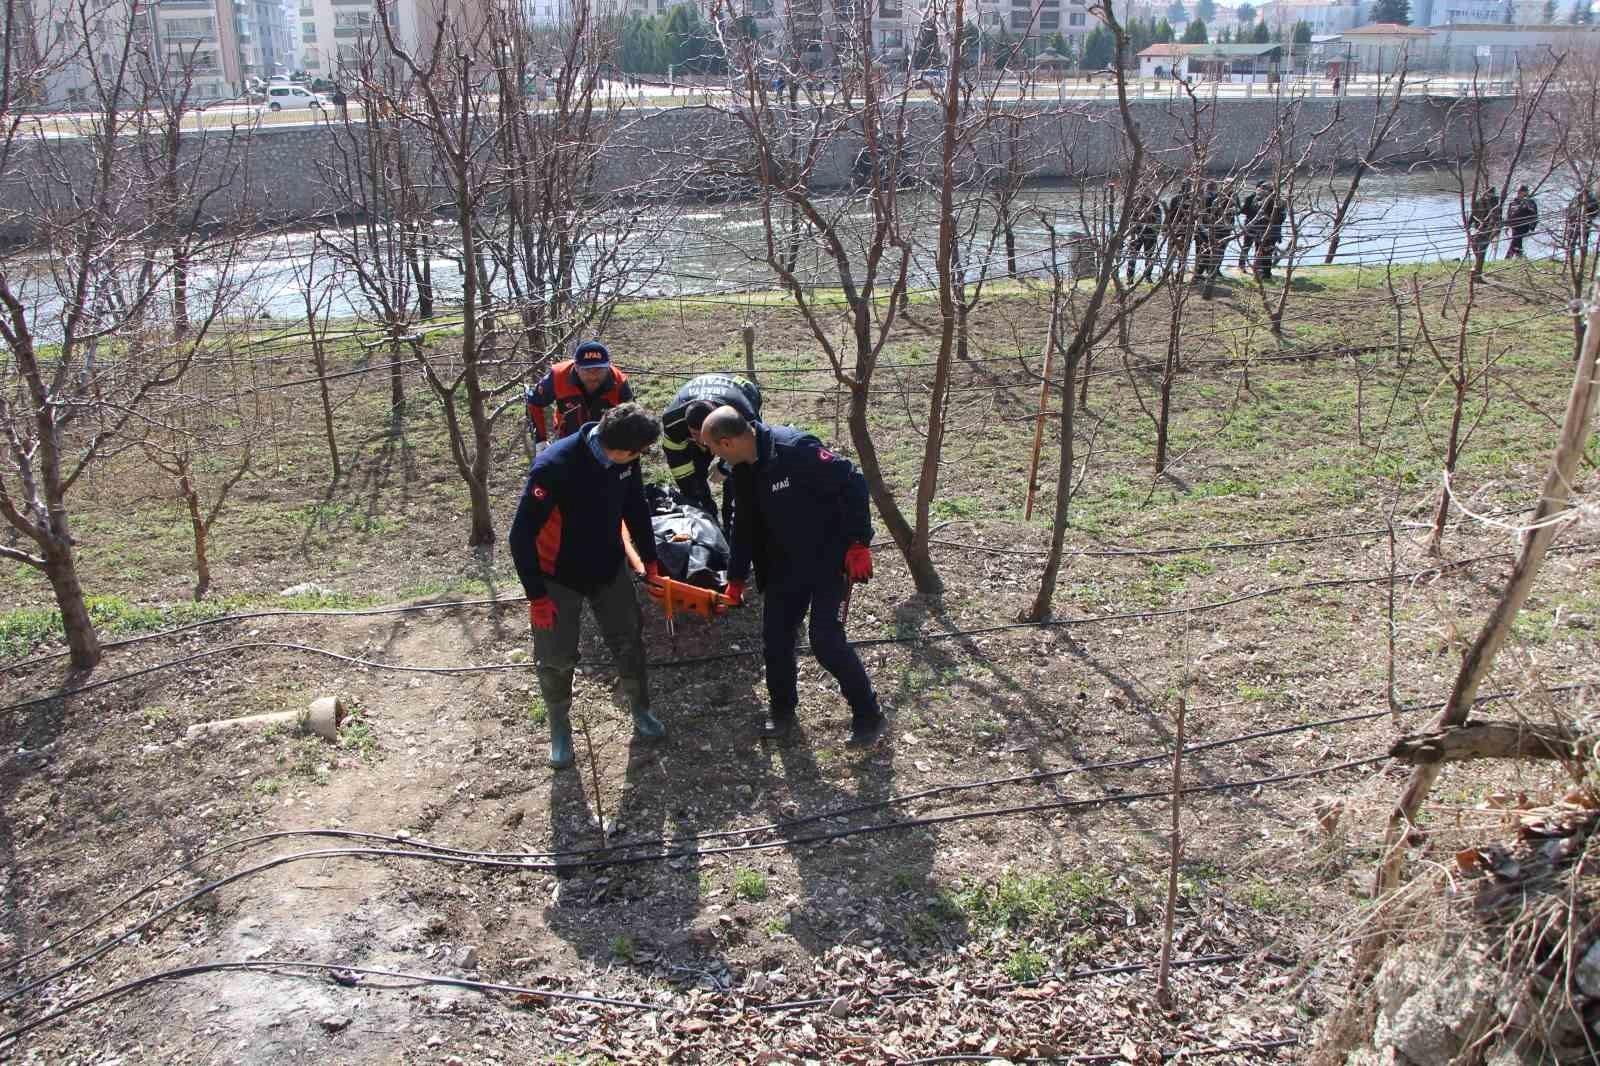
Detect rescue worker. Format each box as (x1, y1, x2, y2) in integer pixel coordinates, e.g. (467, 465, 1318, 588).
(1505, 185, 1538, 259)
(523, 340, 635, 451)
(1236, 181, 1268, 271)
(1564, 187, 1598, 255)
(508, 403, 667, 769)
(658, 372, 762, 521)
(700, 406, 884, 747)
(1248, 183, 1286, 281)
(1124, 192, 1163, 284)
(1468, 186, 1501, 279)
(1165, 181, 1196, 272)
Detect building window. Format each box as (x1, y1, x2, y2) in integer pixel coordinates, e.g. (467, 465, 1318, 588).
(162, 16, 216, 37)
(1040, 11, 1059, 26)
(1069, 11, 1085, 23)
(878, 0, 902, 15)
(1010, 9, 1032, 27)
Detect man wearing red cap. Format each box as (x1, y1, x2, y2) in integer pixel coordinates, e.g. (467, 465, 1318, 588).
(523, 340, 635, 450)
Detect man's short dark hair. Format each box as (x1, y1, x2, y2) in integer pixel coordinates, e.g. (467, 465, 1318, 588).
(685, 400, 719, 433)
(700, 406, 751, 443)
(597, 403, 660, 453)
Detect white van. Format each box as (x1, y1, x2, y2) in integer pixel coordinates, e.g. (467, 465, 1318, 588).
(265, 84, 323, 111)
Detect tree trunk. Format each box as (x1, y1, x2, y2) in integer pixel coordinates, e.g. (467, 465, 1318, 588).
(848, 387, 940, 594)
(1426, 376, 1467, 556)
(389, 337, 407, 416)
(1023, 340, 1082, 622)
(179, 471, 212, 601)
(44, 541, 101, 673)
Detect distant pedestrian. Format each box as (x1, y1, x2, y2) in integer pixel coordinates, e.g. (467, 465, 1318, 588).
(1331, 74, 1341, 96)
(1505, 185, 1538, 259)
(1468, 186, 1502, 279)
(332, 84, 348, 122)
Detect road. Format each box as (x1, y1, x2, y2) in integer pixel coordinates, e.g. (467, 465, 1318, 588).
(15, 72, 1514, 139)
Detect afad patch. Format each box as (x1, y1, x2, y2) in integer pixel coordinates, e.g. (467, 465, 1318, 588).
(817, 448, 836, 462)
(532, 484, 549, 500)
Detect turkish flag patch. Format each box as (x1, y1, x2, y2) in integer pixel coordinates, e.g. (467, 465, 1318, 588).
(817, 449, 836, 461)
(532, 484, 548, 500)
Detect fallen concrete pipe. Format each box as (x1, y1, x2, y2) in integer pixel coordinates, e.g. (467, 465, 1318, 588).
(187, 696, 346, 742)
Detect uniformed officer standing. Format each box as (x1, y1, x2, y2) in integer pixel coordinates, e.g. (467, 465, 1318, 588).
(508, 403, 667, 769)
(700, 406, 884, 747)
(524, 340, 635, 450)
(658, 372, 762, 521)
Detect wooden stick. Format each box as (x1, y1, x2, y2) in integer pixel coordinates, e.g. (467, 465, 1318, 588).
(1156, 689, 1187, 1010)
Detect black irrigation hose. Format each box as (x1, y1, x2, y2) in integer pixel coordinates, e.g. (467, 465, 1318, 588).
(928, 506, 1533, 558)
(901, 1038, 1301, 1064)
(10, 675, 1592, 980)
(0, 503, 1533, 676)
(1, 756, 1384, 1012)
(0, 960, 657, 1047)
(0, 950, 1284, 1051)
(5, 540, 1593, 714)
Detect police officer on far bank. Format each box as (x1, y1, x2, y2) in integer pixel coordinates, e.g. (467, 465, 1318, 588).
(700, 406, 884, 747)
(658, 372, 762, 522)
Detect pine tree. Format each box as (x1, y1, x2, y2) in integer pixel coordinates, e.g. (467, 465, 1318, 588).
(1167, 0, 1188, 23)
(1293, 19, 1312, 42)
(1182, 17, 1209, 41)
(1156, 16, 1176, 41)
(1083, 24, 1115, 68)
(1370, 0, 1411, 23)
(1196, 0, 1217, 20)
(1251, 19, 1271, 41)
(1237, 1, 1256, 22)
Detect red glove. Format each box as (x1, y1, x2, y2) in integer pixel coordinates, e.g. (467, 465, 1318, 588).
(645, 560, 664, 581)
(844, 543, 873, 583)
(528, 597, 557, 631)
(723, 581, 745, 608)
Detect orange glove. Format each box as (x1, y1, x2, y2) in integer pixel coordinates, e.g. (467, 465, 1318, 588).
(645, 560, 664, 581)
(844, 543, 873, 583)
(528, 597, 557, 631)
(723, 581, 745, 607)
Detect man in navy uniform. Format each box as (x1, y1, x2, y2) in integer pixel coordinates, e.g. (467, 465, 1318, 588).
(700, 406, 883, 746)
(508, 403, 667, 768)
(658, 372, 762, 522)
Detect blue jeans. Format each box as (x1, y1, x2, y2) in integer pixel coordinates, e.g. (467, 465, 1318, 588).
(761, 573, 879, 723)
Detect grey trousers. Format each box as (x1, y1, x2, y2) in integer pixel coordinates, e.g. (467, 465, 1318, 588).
(534, 565, 649, 715)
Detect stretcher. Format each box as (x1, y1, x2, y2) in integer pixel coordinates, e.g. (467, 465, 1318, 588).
(621, 521, 737, 632)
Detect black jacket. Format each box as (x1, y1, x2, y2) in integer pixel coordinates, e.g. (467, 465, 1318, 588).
(729, 424, 872, 587)
(507, 425, 656, 599)
(659, 373, 762, 512)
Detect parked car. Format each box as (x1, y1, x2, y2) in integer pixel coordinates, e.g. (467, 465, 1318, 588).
(914, 68, 947, 87)
(265, 84, 324, 111)
(310, 77, 335, 93)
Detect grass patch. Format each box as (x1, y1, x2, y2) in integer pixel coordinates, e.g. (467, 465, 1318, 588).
(1004, 945, 1048, 982)
(944, 868, 1111, 934)
(733, 868, 769, 902)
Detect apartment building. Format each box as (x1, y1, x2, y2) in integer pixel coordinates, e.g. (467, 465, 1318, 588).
(1254, 0, 1364, 35)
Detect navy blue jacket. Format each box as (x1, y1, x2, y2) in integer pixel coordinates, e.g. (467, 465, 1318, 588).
(508, 425, 656, 600)
(728, 424, 872, 586)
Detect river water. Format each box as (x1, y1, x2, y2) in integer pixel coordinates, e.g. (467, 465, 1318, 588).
(7, 169, 1580, 339)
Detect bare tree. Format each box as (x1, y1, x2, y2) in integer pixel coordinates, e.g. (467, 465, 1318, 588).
(1023, 2, 1166, 621)
(0, 0, 249, 671)
(703, 3, 938, 590)
(140, 351, 253, 601)
(376, 1, 510, 550)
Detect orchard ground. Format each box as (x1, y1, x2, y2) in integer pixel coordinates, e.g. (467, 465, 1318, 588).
(1, 258, 1596, 1063)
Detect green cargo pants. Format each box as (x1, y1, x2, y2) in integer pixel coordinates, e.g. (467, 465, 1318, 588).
(533, 564, 649, 716)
